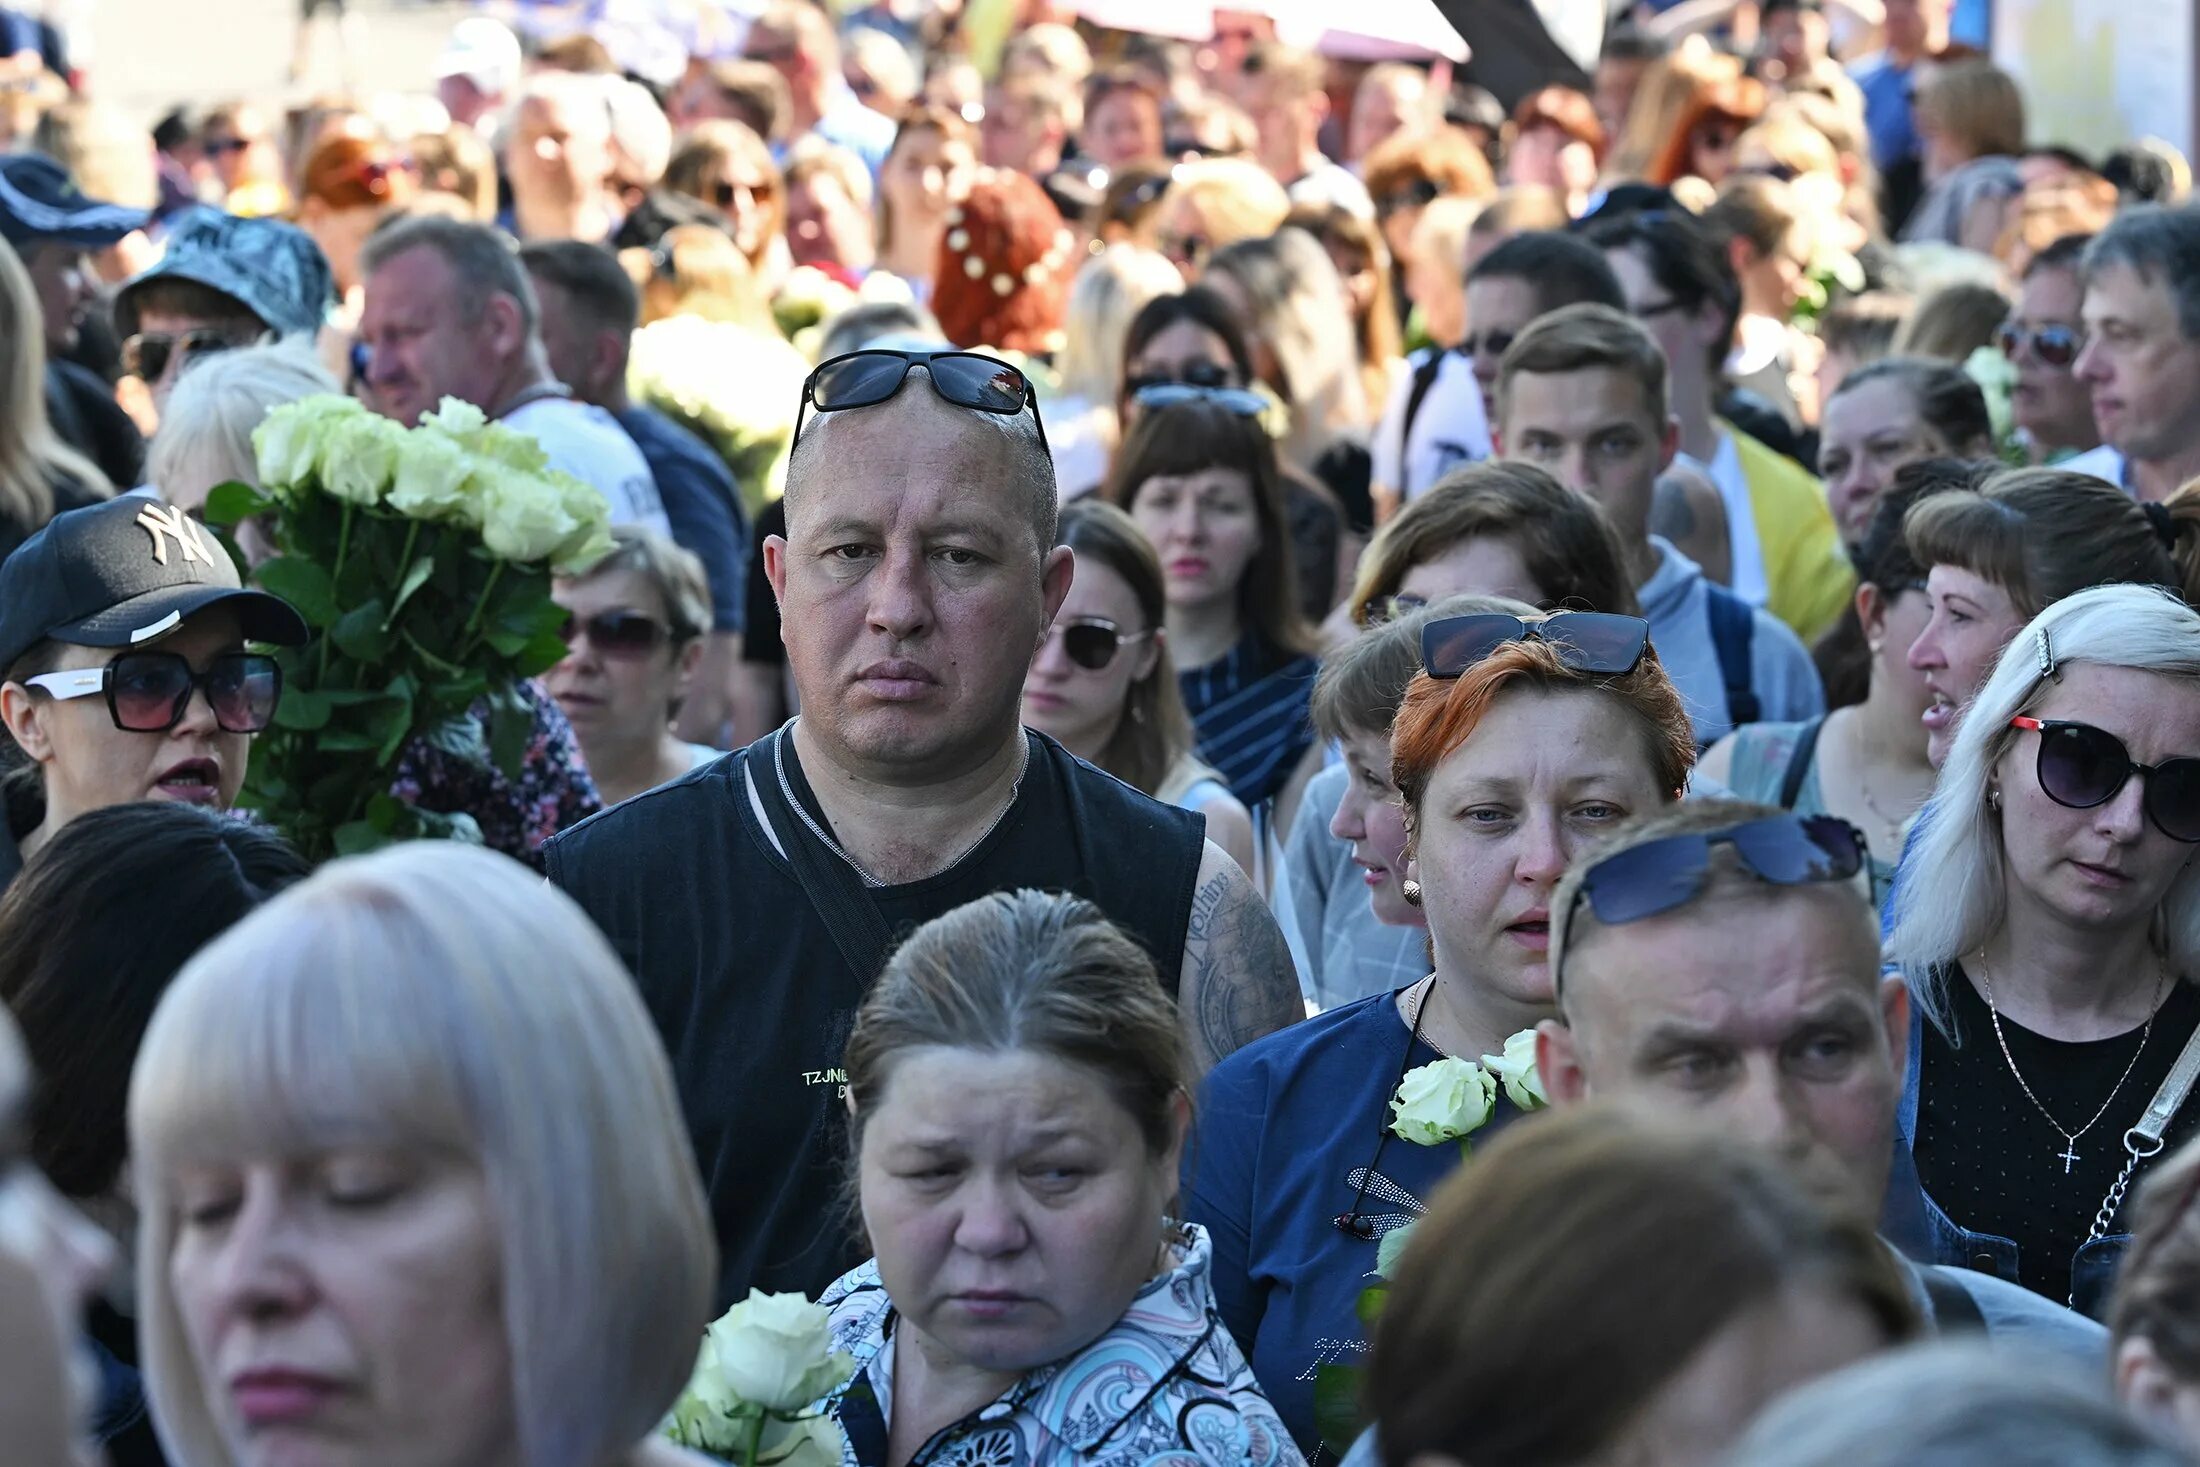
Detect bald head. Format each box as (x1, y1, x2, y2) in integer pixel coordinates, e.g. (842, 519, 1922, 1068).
(786, 366, 1061, 557)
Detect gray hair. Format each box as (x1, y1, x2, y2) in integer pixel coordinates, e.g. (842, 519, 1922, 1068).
(1886, 584, 2200, 1034)
(2084, 204, 2200, 341)
(129, 842, 715, 1467)
(361, 213, 540, 336)
(147, 339, 340, 503)
(1722, 1342, 2187, 1467)
(565, 523, 711, 646)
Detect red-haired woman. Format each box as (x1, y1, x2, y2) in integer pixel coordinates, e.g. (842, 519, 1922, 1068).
(1183, 611, 1696, 1457)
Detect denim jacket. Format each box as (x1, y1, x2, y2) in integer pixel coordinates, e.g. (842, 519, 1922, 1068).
(1889, 1004, 2132, 1317)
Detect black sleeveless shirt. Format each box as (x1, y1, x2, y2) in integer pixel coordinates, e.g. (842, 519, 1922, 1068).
(543, 728, 1207, 1307)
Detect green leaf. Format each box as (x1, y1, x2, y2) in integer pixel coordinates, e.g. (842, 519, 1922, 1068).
(418, 713, 488, 764)
(1354, 1284, 1389, 1330)
(202, 479, 271, 528)
(274, 688, 333, 731)
(253, 555, 341, 627)
(513, 628, 570, 678)
(1313, 1363, 1369, 1461)
(330, 600, 394, 663)
(332, 819, 393, 857)
(384, 556, 437, 626)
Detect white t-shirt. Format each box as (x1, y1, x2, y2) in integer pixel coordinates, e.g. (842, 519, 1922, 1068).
(502, 397, 670, 533)
(1679, 430, 1771, 611)
(2061, 443, 2128, 491)
(1370, 347, 1490, 503)
(1285, 161, 1375, 220)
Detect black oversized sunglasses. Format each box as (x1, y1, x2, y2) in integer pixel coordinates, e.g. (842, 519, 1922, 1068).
(2012, 716, 2200, 843)
(795, 350, 1048, 452)
(558, 609, 671, 660)
(1567, 814, 1868, 931)
(1041, 616, 1151, 672)
(24, 650, 282, 733)
(122, 328, 242, 383)
(1420, 612, 1650, 680)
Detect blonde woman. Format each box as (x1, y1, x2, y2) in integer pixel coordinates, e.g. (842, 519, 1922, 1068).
(1048, 244, 1184, 493)
(128, 841, 719, 1467)
(1155, 157, 1290, 277)
(0, 240, 111, 558)
(148, 341, 340, 563)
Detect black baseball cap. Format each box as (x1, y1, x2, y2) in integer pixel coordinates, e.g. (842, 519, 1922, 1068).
(0, 497, 308, 675)
(0, 153, 150, 253)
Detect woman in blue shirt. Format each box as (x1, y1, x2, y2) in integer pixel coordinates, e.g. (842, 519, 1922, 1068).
(1185, 610, 1698, 1460)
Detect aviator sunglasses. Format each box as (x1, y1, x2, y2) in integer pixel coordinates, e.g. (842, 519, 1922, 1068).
(1042, 617, 1152, 672)
(2010, 716, 2200, 843)
(797, 349, 1049, 452)
(24, 650, 282, 734)
(1994, 320, 2083, 369)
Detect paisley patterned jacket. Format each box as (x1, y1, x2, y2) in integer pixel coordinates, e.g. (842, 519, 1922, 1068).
(819, 1224, 1305, 1467)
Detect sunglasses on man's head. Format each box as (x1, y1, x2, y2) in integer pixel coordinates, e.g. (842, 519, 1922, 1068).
(123, 329, 242, 383)
(1994, 321, 2083, 369)
(1420, 612, 1650, 680)
(559, 610, 672, 660)
(1565, 814, 1868, 933)
(797, 349, 1048, 451)
(1041, 617, 1151, 672)
(2011, 716, 2200, 843)
(24, 651, 282, 734)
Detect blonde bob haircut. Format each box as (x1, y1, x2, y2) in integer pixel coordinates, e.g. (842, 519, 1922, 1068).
(1887, 584, 2200, 1035)
(128, 842, 716, 1467)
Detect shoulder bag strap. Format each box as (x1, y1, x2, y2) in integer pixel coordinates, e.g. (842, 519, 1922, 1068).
(2087, 1011, 2200, 1247)
(746, 727, 897, 984)
(1777, 715, 1827, 810)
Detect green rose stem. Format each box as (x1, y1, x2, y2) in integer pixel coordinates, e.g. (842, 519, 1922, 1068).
(742, 1410, 766, 1467)
(318, 502, 356, 684)
(460, 559, 505, 650)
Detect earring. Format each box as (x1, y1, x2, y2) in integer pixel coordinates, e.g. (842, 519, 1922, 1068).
(1868, 638, 1884, 656)
(1401, 878, 1424, 907)
(1989, 787, 2002, 812)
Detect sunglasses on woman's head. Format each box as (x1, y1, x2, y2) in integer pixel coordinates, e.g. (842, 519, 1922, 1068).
(24, 651, 282, 734)
(2010, 716, 2200, 843)
(1042, 617, 1151, 672)
(1564, 814, 1868, 934)
(1130, 383, 1270, 419)
(559, 610, 671, 660)
(1994, 321, 2083, 369)
(1420, 612, 1650, 680)
(796, 349, 1049, 452)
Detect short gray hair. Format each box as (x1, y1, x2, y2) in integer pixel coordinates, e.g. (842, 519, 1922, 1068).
(130, 842, 715, 1467)
(362, 213, 540, 336)
(147, 340, 340, 501)
(1722, 1342, 2188, 1467)
(2084, 204, 2200, 341)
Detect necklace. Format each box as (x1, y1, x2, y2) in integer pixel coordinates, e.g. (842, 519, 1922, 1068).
(1401, 977, 1453, 1059)
(1975, 950, 2167, 1174)
(772, 720, 1029, 888)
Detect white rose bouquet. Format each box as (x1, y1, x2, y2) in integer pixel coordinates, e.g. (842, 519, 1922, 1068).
(664, 1290, 856, 1466)
(204, 394, 612, 862)
(1387, 1028, 1548, 1152)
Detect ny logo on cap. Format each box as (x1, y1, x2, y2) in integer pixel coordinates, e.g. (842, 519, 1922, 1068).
(137, 503, 215, 568)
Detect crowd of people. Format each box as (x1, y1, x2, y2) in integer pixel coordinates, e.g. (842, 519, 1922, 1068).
(1, 0, 2200, 1462)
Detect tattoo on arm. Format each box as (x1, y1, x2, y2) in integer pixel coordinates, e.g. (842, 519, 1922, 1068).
(1182, 859, 1302, 1072)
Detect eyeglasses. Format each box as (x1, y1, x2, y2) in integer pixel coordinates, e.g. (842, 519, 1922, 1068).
(1564, 814, 1867, 930)
(1375, 179, 1441, 219)
(1041, 617, 1151, 672)
(559, 610, 672, 660)
(1457, 328, 1517, 361)
(1130, 383, 1270, 418)
(24, 651, 282, 733)
(1125, 362, 1232, 395)
(713, 177, 775, 209)
(1994, 321, 2083, 369)
(796, 349, 1049, 452)
(1420, 612, 1650, 680)
(2011, 716, 2200, 843)
(202, 135, 250, 157)
(122, 328, 243, 383)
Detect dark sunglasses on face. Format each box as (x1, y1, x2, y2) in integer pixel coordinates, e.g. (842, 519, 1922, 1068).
(24, 651, 282, 734)
(123, 329, 242, 383)
(1375, 179, 1441, 218)
(1566, 814, 1868, 930)
(1994, 320, 2083, 369)
(714, 177, 775, 209)
(202, 135, 250, 157)
(559, 609, 672, 660)
(1042, 617, 1151, 672)
(797, 349, 1050, 451)
(1125, 361, 1233, 395)
(1130, 383, 1270, 419)
(1457, 328, 1517, 361)
(2011, 716, 2200, 843)
(1420, 612, 1651, 680)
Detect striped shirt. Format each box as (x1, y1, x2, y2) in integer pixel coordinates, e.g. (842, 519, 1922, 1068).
(1179, 634, 1321, 812)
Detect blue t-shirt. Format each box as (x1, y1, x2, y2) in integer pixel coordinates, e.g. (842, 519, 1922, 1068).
(1184, 990, 1525, 1459)
(614, 405, 749, 633)
(1850, 53, 1920, 173)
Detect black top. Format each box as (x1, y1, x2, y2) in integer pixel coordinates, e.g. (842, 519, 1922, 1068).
(614, 405, 749, 633)
(543, 728, 1208, 1307)
(44, 360, 144, 493)
(1917, 965, 2200, 1299)
(741, 497, 786, 668)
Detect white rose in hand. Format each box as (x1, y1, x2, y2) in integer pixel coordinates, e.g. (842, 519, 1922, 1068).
(421, 396, 489, 439)
(666, 1328, 747, 1451)
(317, 414, 404, 507)
(479, 470, 581, 564)
(253, 393, 364, 491)
(1388, 1057, 1495, 1146)
(386, 431, 478, 523)
(706, 1290, 857, 1413)
(1482, 1029, 1548, 1112)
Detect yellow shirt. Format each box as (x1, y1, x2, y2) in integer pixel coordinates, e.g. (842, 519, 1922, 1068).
(1726, 423, 1855, 645)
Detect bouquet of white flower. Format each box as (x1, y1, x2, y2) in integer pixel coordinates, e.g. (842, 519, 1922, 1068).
(664, 1290, 856, 1467)
(204, 394, 612, 862)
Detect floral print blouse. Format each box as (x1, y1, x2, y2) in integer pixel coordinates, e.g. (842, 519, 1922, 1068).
(387, 678, 601, 867)
(819, 1224, 1305, 1467)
